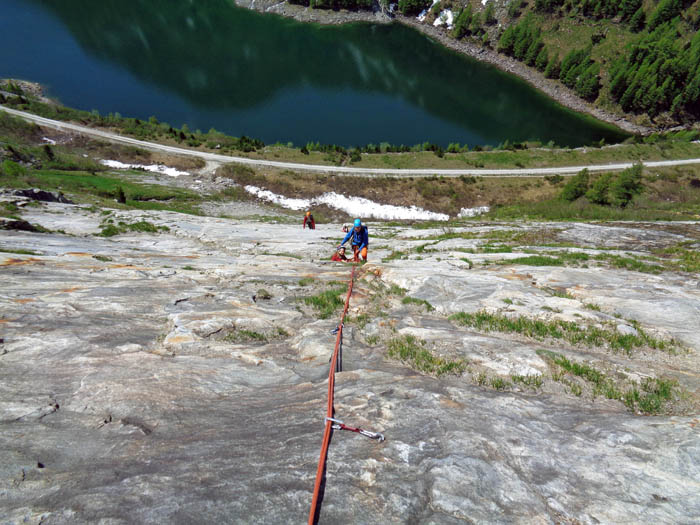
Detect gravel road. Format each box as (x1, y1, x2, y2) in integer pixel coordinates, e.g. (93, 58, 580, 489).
(3, 105, 700, 178)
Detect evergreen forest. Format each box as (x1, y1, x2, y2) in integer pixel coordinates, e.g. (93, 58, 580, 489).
(288, 0, 700, 126)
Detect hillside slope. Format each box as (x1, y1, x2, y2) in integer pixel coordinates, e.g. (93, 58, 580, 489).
(278, 0, 700, 129)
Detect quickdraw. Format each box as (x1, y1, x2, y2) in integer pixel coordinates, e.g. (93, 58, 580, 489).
(325, 417, 385, 442)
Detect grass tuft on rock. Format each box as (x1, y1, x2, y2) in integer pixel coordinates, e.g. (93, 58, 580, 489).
(0, 247, 41, 255)
(450, 311, 677, 354)
(387, 334, 466, 376)
(303, 287, 347, 319)
(224, 330, 268, 343)
(511, 374, 543, 389)
(98, 219, 167, 237)
(504, 255, 565, 266)
(401, 296, 435, 311)
(538, 350, 678, 415)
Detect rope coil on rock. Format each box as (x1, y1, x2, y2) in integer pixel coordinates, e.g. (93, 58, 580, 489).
(307, 266, 384, 524)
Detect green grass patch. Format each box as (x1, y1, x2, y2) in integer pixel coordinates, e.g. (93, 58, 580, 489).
(481, 244, 512, 253)
(1, 201, 20, 216)
(347, 313, 370, 329)
(542, 287, 575, 300)
(501, 251, 590, 268)
(365, 334, 380, 346)
(402, 296, 435, 312)
(0, 247, 41, 255)
(387, 335, 466, 376)
(389, 284, 407, 296)
(98, 219, 168, 237)
(490, 377, 511, 391)
(487, 198, 700, 222)
(502, 255, 565, 266)
(539, 350, 678, 415)
(224, 329, 268, 343)
(655, 243, 700, 273)
(511, 374, 544, 389)
(264, 252, 302, 260)
(1, 166, 202, 214)
(594, 253, 664, 274)
(303, 287, 347, 319)
(382, 250, 406, 262)
(298, 277, 315, 286)
(450, 311, 677, 354)
(415, 243, 434, 254)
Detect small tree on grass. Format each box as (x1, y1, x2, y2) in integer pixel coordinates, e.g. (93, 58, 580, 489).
(116, 186, 127, 204)
(452, 5, 473, 39)
(609, 164, 644, 207)
(560, 168, 589, 201)
(584, 165, 644, 207)
(544, 54, 560, 78)
(398, 0, 431, 15)
(484, 1, 496, 24)
(585, 172, 614, 205)
(43, 144, 55, 161)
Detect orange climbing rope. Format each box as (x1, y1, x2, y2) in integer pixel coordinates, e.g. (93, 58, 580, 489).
(307, 266, 356, 525)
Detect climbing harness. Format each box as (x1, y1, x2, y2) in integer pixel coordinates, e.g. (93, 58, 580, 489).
(307, 265, 384, 524)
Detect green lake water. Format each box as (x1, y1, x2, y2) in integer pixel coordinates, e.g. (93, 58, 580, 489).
(0, 0, 628, 147)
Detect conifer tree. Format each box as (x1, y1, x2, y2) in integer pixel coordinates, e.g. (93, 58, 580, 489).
(535, 46, 549, 72)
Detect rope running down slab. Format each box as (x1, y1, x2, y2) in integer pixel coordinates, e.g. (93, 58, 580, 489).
(307, 266, 356, 525)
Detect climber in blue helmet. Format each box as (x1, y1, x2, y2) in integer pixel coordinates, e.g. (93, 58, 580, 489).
(338, 218, 368, 262)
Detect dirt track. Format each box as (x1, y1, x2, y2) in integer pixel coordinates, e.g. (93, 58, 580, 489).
(3, 105, 700, 178)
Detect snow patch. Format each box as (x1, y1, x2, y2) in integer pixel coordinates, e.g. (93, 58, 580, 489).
(42, 137, 56, 145)
(417, 0, 439, 21)
(244, 185, 450, 221)
(100, 159, 189, 177)
(433, 9, 453, 28)
(458, 206, 490, 218)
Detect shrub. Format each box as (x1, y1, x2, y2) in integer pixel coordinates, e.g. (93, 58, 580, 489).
(1, 160, 27, 176)
(585, 172, 614, 205)
(544, 174, 564, 185)
(560, 169, 589, 201)
(398, 0, 431, 15)
(609, 164, 643, 207)
(116, 186, 126, 204)
(648, 0, 683, 30)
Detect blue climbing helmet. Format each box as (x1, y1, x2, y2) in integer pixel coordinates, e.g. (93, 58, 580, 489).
(354, 218, 362, 228)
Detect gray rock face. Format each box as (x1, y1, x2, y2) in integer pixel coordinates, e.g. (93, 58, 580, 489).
(0, 218, 42, 232)
(8, 188, 75, 204)
(1, 203, 698, 524)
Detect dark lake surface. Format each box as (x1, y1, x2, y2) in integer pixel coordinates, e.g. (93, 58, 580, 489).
(1, 0, 627, 147)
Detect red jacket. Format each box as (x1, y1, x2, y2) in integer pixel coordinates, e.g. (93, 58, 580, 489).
(331, 253, 348, 262)
(303, 215, 315, 229)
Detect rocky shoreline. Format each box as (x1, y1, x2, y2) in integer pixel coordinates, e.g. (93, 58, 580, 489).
(235, 0, 652, 136)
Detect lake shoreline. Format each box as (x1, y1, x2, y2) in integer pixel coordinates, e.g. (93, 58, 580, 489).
(236, 0, 652, 137)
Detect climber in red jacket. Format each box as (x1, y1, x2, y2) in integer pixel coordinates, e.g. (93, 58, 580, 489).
(331, 246, 350, 262)
(303, 210, 315, 230)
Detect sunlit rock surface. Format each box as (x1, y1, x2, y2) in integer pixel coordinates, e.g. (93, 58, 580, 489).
(1, 201, 698, 524)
